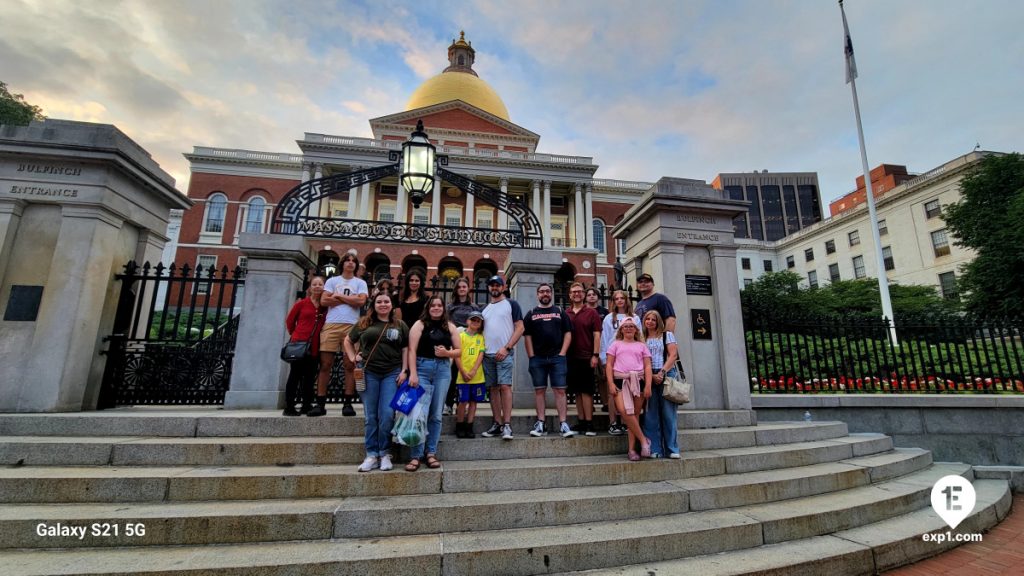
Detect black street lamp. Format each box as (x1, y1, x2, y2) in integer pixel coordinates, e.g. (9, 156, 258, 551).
(401, 119, 436, 209)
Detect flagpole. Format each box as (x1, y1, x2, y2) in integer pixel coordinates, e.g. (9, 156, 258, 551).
(840, 0, 898, 346)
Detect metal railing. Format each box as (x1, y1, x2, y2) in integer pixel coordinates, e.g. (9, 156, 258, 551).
(744, 313, 1024, 394)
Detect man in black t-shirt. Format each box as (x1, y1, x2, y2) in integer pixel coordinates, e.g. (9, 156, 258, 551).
(523, 283, 576, 438)
(633, 273, 676, 333)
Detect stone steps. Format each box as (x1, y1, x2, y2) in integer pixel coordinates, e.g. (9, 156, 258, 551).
(0, 473, 1008, 575)
(0, 453, 943, 549)
(0, 409, 1009, 575)
(0, 422, 859, 466)
(0, 408, 757, 438)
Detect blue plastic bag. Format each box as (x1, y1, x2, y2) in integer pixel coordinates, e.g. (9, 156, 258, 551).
(390, 379, 425, 415)
(392, 387, 431, 447)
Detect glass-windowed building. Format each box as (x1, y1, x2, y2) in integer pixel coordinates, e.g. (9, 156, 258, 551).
(711, 171, 823, 241)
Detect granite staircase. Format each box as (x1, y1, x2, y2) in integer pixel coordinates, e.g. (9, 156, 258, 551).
(0, 408, 1012, 575)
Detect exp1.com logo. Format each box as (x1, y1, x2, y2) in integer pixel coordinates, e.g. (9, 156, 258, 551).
(925, 475, 983, 543)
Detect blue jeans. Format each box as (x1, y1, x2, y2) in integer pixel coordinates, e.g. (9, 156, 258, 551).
(643, 366, 680, 456)
(362, 366, 400, 457)
(528, 355, 568, 389)
(411, 357, 452, 459)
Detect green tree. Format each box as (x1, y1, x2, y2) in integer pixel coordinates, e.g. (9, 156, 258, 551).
(944, 153, 1024, 318)
(0, 81, 45, 126)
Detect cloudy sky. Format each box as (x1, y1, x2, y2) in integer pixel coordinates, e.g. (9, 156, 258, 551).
(2, 0, 1021, 212)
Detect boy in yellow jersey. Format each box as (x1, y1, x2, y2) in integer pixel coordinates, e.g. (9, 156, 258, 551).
(455, 311, 486, 438)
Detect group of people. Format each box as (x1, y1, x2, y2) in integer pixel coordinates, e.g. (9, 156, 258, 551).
(283, 254, 685, 470)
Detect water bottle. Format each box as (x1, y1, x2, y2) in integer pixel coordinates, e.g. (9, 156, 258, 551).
(803, 411, 812, 423)
(355, 360, 366, 392)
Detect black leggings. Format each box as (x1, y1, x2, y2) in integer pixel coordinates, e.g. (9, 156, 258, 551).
(285, 355, 319, 406)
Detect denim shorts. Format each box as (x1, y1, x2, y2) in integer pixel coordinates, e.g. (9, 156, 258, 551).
(483, 353, 514, 386)
(529, 355, 568, 389)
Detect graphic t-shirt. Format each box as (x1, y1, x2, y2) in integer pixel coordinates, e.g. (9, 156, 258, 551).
(523, 305, 572, 357)
(347, 319, 409, 374)
(458, 331, 486, 384)
(324, 275, 368, 324)
(646, 332, 677, 371)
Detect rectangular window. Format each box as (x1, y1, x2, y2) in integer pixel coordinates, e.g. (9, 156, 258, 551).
(617, 238, 627, 259)
(848, 230, 860, 246)
(741, 257, 751, 270)
(805, 248, 815, 262)
(550, 220, 566, 247)
(786, 255, 795, 269)
(938, 271, 958, 300)
(925, 199, 942, 219)
(852, 255, 866, 279)
(551, 196, 567, 209)
(378, 204, 396, 222)
(808, 270, 818, 289)
(237, 256, 248, 274)
(476, 209, 493, 229)
(744, 278, 754, 287)
(329, 201, 348, 218)
(878, 219, 888, 236)
(378, 185, 397, 196)
(444, 207, 462, 227)
(829, 263, 841, 283)
(196, 255, 217, 295)
(931, 229, 950, 257)
(413, 205, 430, 225)
(763, 260, 773, 272)
(882, 246, 895, 271)
(825, 239, 836, 254)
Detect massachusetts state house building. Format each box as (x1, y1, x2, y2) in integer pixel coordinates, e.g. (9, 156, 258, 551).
(174, 33, 651, 290)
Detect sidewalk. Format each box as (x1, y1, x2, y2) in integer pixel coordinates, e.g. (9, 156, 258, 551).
(885, 493, 1024, 575)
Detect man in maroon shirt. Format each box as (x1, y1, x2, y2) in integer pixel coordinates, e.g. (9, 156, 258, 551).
(565, 282, 602, 436)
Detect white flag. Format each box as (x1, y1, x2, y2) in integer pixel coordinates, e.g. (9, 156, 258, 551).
(841, 1, 858, 84)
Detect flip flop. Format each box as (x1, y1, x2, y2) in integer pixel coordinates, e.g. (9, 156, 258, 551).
(426, 455, 441, 469)
(405, 458, 421, 472)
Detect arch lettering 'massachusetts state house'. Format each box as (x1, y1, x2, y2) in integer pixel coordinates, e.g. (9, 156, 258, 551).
(174, 32, 649, 290)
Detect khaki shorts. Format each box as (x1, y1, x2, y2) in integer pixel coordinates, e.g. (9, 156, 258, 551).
(320, 323, 353, 354)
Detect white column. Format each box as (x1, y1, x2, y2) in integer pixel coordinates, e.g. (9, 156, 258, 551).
(498, 177, 510, 230)
(312, 163, 323, 217)
(584, 183, 595, 249)
(349, 166, 361, 220)
(531, 180, 541, 233)
(464, 178, 475, 227)
(542, 180, 552, 248)
(301, 162, 311, 183)
(431, 174, 442, 224)
(574, 182, 584, 249)
(360, 181, 371, 220)
(396, 177, 408, 223)
(364, 182, 375, 220)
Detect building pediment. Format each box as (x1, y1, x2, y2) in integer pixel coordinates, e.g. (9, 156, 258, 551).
(370, 102, 539, 147)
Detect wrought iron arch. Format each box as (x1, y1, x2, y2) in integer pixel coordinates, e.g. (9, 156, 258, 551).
(270, 155, 542, 249)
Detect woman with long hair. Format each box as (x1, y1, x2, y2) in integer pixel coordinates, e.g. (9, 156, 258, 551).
(641, 310, 681, 459)
(282, 275, 326, 416)
(405, 295, 461, 471)
(397, 271, 427, 324)
(445, 277, 479, 415)
(605, 317, 653, 461)
(600, 290, 639, 435)
(343, 291, 409, 472)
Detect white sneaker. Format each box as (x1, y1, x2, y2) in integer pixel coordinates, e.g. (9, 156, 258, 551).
(529, 420, 547, 437)
(669, 453, 681, 459)
(501, 423, 514, 440)
(379, 454, 393, 471)
(560, 421, 577, 438)
(357, 455, 379, 472)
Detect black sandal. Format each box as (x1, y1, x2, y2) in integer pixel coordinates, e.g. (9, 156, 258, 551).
(425, 455, 441, 469)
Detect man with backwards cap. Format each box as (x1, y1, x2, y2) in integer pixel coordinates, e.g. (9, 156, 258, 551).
(480, 275, 524, 440)
(633, 273, 676, 333)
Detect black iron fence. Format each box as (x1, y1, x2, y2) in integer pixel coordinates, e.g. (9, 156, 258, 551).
(98, 261, 245, 407)
(744, 314, 1024, 394)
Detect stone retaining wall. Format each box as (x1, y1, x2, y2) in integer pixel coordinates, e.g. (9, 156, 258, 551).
(752, 395, 1024, 466)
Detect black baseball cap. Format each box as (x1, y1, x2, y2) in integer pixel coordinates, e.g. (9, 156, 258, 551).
(487, 275, 505, 286)
(637, 273, 654, 283)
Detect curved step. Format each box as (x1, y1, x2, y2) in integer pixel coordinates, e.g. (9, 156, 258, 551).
(0, 471, 1003, 576)
(0, 422, 856, 467)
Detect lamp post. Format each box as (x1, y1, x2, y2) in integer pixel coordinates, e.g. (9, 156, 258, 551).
(401, 119, 436, 209)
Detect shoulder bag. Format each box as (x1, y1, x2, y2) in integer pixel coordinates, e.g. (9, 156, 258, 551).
(354, 321, 390, 392)
(280, 308, 321, 363)
(660, 332, 691, 404)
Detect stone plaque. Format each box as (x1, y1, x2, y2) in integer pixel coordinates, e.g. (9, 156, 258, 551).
(685, 275, 713, 296)
(4, 285, 44, 321)
(691, 308, 712, 340)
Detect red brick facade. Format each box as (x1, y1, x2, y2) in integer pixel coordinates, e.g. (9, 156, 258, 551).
(829, 163, 912, 215)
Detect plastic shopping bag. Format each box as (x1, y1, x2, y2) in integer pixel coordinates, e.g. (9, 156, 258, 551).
(389, 379, 425, 415)
(392, 387, 432, 447)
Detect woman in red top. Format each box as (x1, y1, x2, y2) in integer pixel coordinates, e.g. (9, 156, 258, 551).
(283, 275, 326, 416)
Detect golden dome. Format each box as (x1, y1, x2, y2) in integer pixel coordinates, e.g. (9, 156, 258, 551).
(405, 32, 510, 121)
(406, 72, 510, 121)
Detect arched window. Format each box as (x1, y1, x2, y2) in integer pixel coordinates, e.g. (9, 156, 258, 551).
(592, 219, 606, 254)
(244, 197, 266, 233)
(204, 193, 227, 233)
